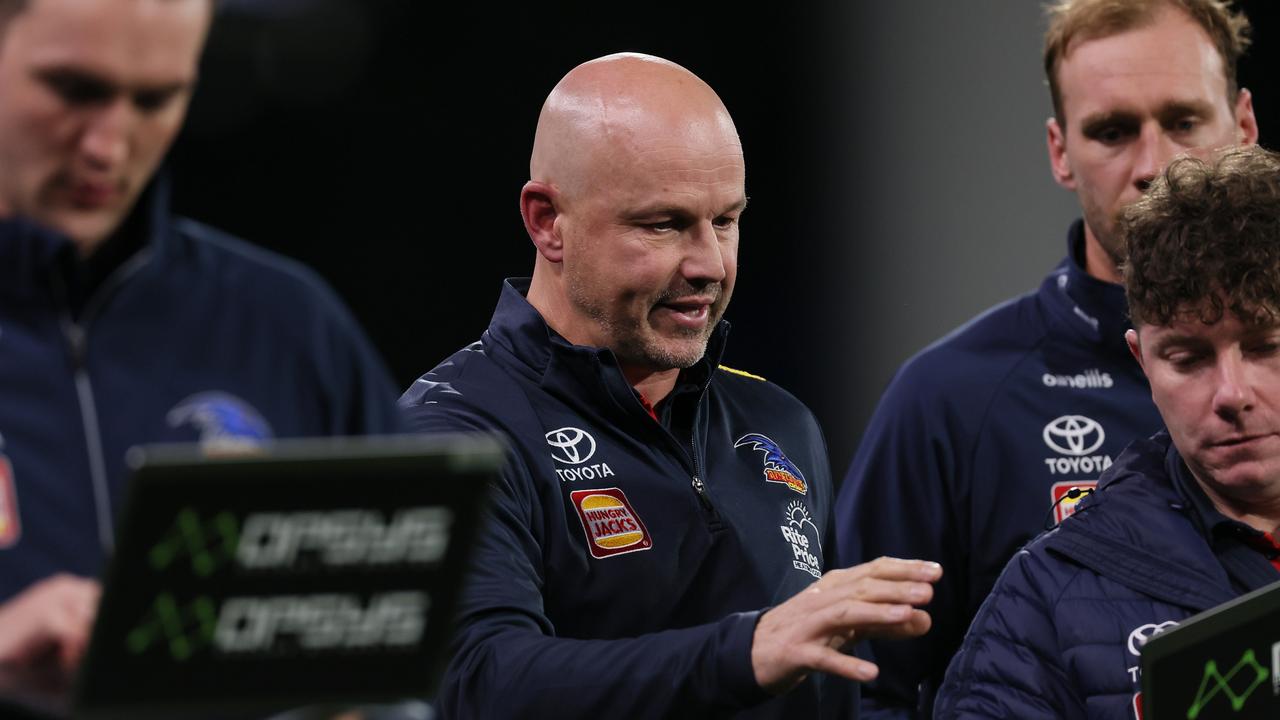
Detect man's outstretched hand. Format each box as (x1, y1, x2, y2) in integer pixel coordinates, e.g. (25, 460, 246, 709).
(752, 557, 941, 693)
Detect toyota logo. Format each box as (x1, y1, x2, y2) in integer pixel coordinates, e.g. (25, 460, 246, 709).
(1043, 415, 1106, 456)
(1127, 621, 1178, 656)
(545, 427, 597, 465)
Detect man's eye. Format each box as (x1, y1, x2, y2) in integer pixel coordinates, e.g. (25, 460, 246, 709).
(1092, 126, 1129, 145)
(42, 75, 113, 105)
(134, 89, 178, 112)
(1166, 352, 1204, 370)
(713, 216, 738, 230)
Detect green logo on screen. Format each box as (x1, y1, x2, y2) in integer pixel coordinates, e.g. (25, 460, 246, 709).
(125, 593, 217, 661)
(148, 507, 239, 577)
(1186, 649, 1269, 719)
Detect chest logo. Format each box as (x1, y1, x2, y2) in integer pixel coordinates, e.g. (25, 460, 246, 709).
(1050, 481, 1097, 524)
(570, 488, 652, 559)
(1043, 415, 1105, 456)
(1127, 621, 1178, 656)
(546, 427, 597, 465)
(167, 392, 273, 452)
(1043, 415, 1113, 476)
(780, 500, 822, 579)
(734, 433, 808, 495)
(0, 453, 19, 548)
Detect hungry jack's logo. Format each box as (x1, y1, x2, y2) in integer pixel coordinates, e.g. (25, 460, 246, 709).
(734, 433, 808, 495)
(0, 454, 18, 548)
(570, 488, 652, 559)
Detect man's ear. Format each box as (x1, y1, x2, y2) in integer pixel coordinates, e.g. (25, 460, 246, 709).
(1047, 117, 1075, 190)
(1125, 328, 1145, 369)
(1235, 87, 1260, 146)
(521, 181, 564, 263)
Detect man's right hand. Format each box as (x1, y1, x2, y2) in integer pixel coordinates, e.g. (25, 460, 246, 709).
(751, 556, 941, 694)
(0, 574, 101, 700)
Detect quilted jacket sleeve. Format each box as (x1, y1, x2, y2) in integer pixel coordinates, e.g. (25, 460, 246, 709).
(933, 547, 1086, 719)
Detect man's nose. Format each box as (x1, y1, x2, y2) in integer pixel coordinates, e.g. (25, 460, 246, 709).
(682, 220, 729, 284)
(1132, 125, 1176, 193)
(79, 99, 132, 172)
(1212, 353, 1256, 422)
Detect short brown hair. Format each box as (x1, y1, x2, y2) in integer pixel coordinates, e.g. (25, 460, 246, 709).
(1120, 146, 1280, 328)
(1043, 0, 1250, 125)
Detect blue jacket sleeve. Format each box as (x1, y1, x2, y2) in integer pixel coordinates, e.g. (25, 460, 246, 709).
(401, 403, 771, 719)
(934, 548, 1084, 719)
(835, 363, 973, 719)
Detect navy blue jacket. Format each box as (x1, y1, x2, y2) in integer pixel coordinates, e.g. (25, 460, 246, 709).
(935, 433, 1280, 719)
(836, 222, 1164, 718)
(0, 180, 403, 603)
(399, 279, 853, 719)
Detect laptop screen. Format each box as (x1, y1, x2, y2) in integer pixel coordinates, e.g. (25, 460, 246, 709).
(72, 433, 502, 720)
(1140, 579, 1280, 720)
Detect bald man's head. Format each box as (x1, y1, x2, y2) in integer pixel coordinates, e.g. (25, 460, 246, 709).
(530, 53, 741, 203)
(520, 53, 746, 389)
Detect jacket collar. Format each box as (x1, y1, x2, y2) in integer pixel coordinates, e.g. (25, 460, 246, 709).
(482, 278, 729, 418)
(1040, 219, 1134, 358)
(0, 175, 173, 308)
(1044, 433, 1238, 611)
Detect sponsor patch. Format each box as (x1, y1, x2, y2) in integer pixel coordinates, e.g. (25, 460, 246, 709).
(570, 488, 652, 559)
(1042, 415, 1112, 476)
(780, 500, 822, 578)
(1051, 480, 1097, 524)
(734, 433, 808, 495)
(0, 455, 19, 548)
(1133, 691, 1143, 720)
(546, 427, 597, 465)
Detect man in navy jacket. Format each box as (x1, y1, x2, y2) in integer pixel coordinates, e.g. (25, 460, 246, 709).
(400, 53, 942, 718)
(937, 145, 1280, 719)
(0, 0, 402, 706)
(836, 2, 1260, 715)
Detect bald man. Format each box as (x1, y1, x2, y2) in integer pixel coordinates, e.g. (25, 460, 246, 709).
(400, 53, 941, 719)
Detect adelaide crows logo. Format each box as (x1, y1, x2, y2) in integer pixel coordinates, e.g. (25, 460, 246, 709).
(733, 433, 807, 495)
(167, 392, 273, 452)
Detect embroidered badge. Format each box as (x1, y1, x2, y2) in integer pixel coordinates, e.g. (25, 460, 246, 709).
(167, 392, 273, 452)
(0, 455, 20, 548)
(1050, 480, 1097, 524)
(733, 433, 808, 495)
(570, 488, 652, 559)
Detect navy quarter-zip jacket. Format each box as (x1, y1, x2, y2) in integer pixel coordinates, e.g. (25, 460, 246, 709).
(837, 222, 1165, 718)
(400, 279, 855, 719)
(0, 180, 404, 602)
(936, 433, 1280, 719)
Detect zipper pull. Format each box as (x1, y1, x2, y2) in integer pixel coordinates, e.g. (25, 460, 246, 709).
(65, 323, 87, 369)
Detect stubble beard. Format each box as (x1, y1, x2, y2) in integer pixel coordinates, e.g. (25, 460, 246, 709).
(566, 276, 724, 372)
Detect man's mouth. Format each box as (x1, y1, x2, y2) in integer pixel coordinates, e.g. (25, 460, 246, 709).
(67, 181, 119, 209)
(655, 299, 714, 328)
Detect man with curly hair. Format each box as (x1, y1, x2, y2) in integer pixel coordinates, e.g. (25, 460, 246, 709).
(935, 144, 1280, 719)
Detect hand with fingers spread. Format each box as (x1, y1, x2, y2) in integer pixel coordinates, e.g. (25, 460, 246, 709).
(751, 556, 942, 694)
(0, 574, 101, 701)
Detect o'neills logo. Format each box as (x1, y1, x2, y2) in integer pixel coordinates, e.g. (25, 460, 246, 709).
(1042, 369, 1114, 389)
(570, 488, 652, 559)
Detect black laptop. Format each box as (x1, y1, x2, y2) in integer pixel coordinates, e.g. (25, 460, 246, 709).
(70, 433, 503, 720)
(1140, 579, 1280, 720)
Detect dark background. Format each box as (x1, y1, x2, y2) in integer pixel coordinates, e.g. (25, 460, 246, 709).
(169, 1, 1280, 484)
